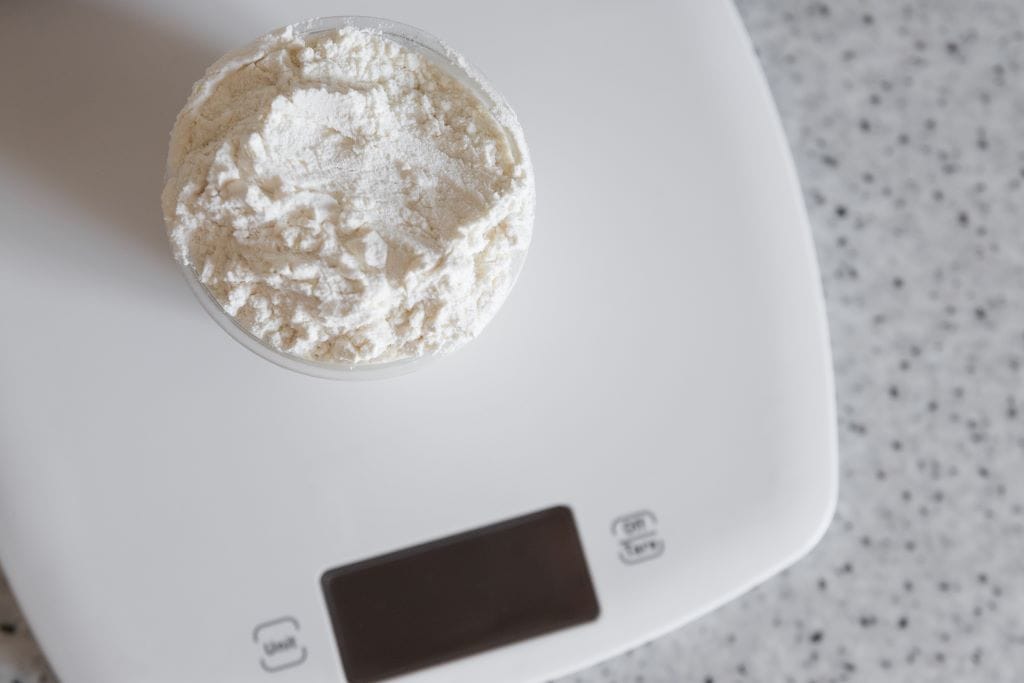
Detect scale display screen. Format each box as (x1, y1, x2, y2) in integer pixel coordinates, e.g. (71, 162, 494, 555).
(321, 506, 600, 682)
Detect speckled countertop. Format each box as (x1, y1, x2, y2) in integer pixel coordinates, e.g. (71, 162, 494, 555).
(3, 1, 1024, 681)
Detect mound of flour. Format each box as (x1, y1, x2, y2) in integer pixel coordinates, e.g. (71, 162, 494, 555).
(162, 23, 534, 365)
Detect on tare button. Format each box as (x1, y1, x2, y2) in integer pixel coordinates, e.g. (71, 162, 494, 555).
(253, 616, 308, 673)
(611, 511, 658, 540)
(611, 510, 665, 565)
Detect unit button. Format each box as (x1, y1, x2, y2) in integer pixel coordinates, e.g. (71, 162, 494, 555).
(253, 616, 307, 673)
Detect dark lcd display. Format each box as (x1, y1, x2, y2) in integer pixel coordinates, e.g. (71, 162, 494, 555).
(320, 506, 600, 683)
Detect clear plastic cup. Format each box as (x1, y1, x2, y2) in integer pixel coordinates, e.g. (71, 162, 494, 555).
(173, 16, 532, 380)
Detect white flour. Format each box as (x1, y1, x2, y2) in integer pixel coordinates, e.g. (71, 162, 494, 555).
(162, 23, 534, 365)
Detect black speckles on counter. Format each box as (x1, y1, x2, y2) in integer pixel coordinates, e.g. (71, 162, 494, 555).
(559, 1, 1024, 682)
(0, 574, 50, 682)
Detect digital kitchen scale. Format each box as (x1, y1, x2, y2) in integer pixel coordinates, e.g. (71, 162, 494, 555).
(0, 1, 837, 681)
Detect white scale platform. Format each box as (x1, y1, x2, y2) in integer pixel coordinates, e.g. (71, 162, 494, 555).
(0, 1, 836, 681)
